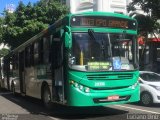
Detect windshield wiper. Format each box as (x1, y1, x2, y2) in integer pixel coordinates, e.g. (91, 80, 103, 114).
(101, 40, 106, 60)
(88, 29, 96, 41)
(107, 34, 112, 58)
(88, 29, 106, 60)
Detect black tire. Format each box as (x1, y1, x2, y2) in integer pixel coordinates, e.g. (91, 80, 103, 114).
(140, 92, 153, 106)
(42, 85, 53, 109)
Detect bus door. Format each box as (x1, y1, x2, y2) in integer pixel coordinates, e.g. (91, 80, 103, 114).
(19, 51, 26, 94)
(52, 38, 64, 103)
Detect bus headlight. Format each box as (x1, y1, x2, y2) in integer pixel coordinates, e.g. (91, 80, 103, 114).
(85, 87, 90, 93)
(70, 80, 90, 93)
(79, 85, 83, 90)
(75, 83, 79, 88)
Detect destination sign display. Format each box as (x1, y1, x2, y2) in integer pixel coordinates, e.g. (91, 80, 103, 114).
(71, 16, 137, 30)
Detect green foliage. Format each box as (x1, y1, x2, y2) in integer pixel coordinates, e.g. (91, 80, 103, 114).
(134, 14, 155, 34)
(0, 48, 9, 58)
(128, 0, 160, 34)
(2, 0, 69, 50)
(128, 0, 160, 20)
(128, 0, 160, 69)
(0, 17, 4, 43)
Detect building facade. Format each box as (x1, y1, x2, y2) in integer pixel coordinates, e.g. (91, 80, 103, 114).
(66, 0, 127, 14)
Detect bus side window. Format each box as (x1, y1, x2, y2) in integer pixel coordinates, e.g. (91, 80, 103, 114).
(34, 42, 39, 65)
(25, 47, 30, 67)
(43, 37, 50, 64)
(52, 33, 63, 68)
(49, 35, 53, 63)
(12, 53, 18, 70)
(38, 39, 43, 64)
(30, 44, 34, 66)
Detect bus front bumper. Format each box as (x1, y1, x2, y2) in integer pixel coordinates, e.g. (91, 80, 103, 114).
(67, 85, 140, 106)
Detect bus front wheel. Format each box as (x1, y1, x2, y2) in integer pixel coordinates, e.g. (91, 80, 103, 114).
(42, 85, 53, 109)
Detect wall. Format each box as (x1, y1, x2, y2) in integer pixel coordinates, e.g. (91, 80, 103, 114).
(66, 0, 127, 14)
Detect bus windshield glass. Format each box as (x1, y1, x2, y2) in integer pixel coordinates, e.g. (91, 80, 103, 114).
(69, 32, 138, 71)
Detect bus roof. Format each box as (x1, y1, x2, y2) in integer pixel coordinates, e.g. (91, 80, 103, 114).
(67, 11, 136, 20)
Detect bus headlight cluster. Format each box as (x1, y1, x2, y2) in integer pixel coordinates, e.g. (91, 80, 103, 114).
(70, 80, 90, 93)
(129, 81, 139, 89)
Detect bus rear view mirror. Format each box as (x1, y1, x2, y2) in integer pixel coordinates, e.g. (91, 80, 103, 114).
(65, 32, 72, 49)
(64, 26, 72, 49)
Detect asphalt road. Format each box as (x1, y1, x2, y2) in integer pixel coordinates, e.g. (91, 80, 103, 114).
(0, 90, 160, 120)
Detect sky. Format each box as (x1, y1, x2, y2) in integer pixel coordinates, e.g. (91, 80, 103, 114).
(0, 0, 39, 15)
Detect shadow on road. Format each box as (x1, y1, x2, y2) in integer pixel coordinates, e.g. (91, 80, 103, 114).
(48, 104, 128, 119)
(1, 92, 128, 119)
(152, 104, 160, 108)
(129, 101, 160, 108)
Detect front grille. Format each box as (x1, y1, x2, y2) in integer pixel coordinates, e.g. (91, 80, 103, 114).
(92, 86, 129, 90)
(87, 74, 133, 80)
(93, 95, 131, 103)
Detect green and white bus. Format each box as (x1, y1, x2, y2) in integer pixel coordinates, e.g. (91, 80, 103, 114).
(1, 12, 139, 108)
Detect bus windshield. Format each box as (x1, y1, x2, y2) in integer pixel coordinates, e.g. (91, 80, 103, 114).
(69, 32, 138, 71)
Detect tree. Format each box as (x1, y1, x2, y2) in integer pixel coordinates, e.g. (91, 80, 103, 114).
(128, 0, 160, 31)
(2, 0, 69, 50)
(0, 48, 9, 58)
(128, 0, 160, 70)
(0, 17, 4, 44)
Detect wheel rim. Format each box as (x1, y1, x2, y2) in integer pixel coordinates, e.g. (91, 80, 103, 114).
(141, 93, 151, 105)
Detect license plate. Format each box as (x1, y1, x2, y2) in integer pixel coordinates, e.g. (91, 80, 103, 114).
(108, 95, 119, 101)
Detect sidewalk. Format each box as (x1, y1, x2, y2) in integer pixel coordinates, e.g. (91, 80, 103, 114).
(0, 91, 29, 114)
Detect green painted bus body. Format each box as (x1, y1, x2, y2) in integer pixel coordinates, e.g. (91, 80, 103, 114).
(67, 70, 139, 106)
(62, 12, 139, 106)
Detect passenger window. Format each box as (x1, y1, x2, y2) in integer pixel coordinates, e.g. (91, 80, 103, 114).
(34, 42, 39, 65)
(25, 47, 30, 67)
(43, 37, 50, 64)
(38, 39, 43, 64)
